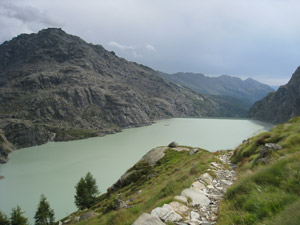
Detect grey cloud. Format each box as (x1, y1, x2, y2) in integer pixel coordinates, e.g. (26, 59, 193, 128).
(0, 0, 61, 42)
(1, 0, 300, 85)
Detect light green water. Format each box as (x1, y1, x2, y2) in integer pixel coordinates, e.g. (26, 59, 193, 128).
(0, 118, 272, 222)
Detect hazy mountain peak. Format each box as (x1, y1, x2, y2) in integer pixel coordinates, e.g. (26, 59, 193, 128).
(160, 72, 274, 107)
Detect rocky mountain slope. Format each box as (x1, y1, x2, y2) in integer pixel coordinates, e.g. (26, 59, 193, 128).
(160, 72, 274, 108)
(0, 28, 244, 162)
(248, 66, 300, 124)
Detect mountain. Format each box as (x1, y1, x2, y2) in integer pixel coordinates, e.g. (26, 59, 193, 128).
(248, 66, 300, 124)
(0, 28, 245, 162)
(160, 72, 274, 108)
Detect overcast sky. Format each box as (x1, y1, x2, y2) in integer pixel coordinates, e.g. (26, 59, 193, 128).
(1, 0, 300, 86)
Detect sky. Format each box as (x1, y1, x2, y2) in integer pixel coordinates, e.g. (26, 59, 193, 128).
(1, 0, 300, 86)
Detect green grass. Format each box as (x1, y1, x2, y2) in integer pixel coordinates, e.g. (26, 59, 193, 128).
(65, 116, 300, 225)
(262, 199, 300, 225)
(218, 117, 300, 225)
(66, 148, 219, 225)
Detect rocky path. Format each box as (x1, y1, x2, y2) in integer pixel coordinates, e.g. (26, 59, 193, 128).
(133, 151, 237, 225)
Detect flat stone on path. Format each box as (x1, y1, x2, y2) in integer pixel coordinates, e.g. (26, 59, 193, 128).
(181, 188, 210, 206)
(132, 213, 165, 225)
(151, 204, 182, 222)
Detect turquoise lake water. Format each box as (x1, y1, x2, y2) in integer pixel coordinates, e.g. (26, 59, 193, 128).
(0, 118, 273, 222)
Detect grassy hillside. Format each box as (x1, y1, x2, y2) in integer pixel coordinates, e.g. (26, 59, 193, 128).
(218, 117, 300, 225)
(63, 147, 223, 225)
(63, 117, 300, 225)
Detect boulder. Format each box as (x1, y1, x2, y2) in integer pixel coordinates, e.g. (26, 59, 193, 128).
(181, 188, 210, 206)
(151, 204, 182, 222)
(199, 173, 213, 185)
(133, 213, 165, 225)
(174, 195, 188, 204)
(265, 143, 282, 150)
(191, 181, 206, 192)
(190, 211, 200, 220)
(168, 142, 179, 148)
(141, 147, 168, 166)
(79, 211, 97, 222)
(259, 143, 282, 159)
(189, 148, 198, 155)
(169, 201, 189, 216)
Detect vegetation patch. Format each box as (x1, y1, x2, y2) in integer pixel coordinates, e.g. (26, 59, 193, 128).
(218, 117, 300, 225)
(67, 148, 218, 225)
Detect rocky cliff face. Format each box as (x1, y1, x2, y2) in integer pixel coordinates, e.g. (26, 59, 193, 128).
(0, 28, 243, 158)
(248, 66, 300, 123)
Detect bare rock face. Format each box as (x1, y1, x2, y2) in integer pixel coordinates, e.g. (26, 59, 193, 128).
(0, 28, 238, 151)
(249, 66, 300, 123)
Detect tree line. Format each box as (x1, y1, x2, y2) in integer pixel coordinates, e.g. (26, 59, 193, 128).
(0, 172, 99, 225)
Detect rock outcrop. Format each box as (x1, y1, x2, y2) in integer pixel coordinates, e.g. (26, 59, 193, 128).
(248, 66, 300, 123)
(0, 28, 246, 154)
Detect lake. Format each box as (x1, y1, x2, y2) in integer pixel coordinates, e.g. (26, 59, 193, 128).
(0, 118, 273, 222)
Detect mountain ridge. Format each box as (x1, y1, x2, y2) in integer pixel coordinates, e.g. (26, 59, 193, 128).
(0, 28, 246, 162)
(248, 66, 300, 123)
(160, 72, 274, 108)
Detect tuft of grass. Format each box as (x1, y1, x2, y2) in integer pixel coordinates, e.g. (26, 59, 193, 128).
(218, 117, 300, 225)
(263, 199, 300, 225)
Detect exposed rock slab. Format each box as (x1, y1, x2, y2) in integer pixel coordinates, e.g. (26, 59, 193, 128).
(133, 213, 165, 225)
(181, 188, 210, 207)
(141, 147, 168, 166)
(151, 204, 182, 222)
(169, 201, 189, 216)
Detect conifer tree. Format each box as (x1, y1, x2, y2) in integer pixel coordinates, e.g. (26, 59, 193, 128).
(0, 210, 10, 225)
(10, 206, 28, 225)
(74, 172, 99, 209)
(34, 194, 55, 225)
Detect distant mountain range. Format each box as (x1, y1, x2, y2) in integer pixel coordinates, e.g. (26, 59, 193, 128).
(0, 28, 248, 162)
(160, 72, 274, 108)
(249, 66, 300, 124)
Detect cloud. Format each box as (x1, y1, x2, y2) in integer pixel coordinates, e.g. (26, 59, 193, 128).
(1, 0, 300, 85)
(0, 0, 60, 43)
(145, 44, 156, 52)
(108, 41, 135, 51)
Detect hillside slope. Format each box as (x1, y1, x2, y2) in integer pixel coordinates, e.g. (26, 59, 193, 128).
(160, 72, 274, 107)
(248, 66, 300, 124)
(59, 117, 300, 225)
(0, 28, 244, 161)
(218, 116, 300, 225)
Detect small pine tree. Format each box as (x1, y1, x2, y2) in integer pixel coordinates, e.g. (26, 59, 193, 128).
(74, 172, 99, 209)
(0, 210, 10, 225)
(34, 194, 55, 225)
(10, 206, 28, 225)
